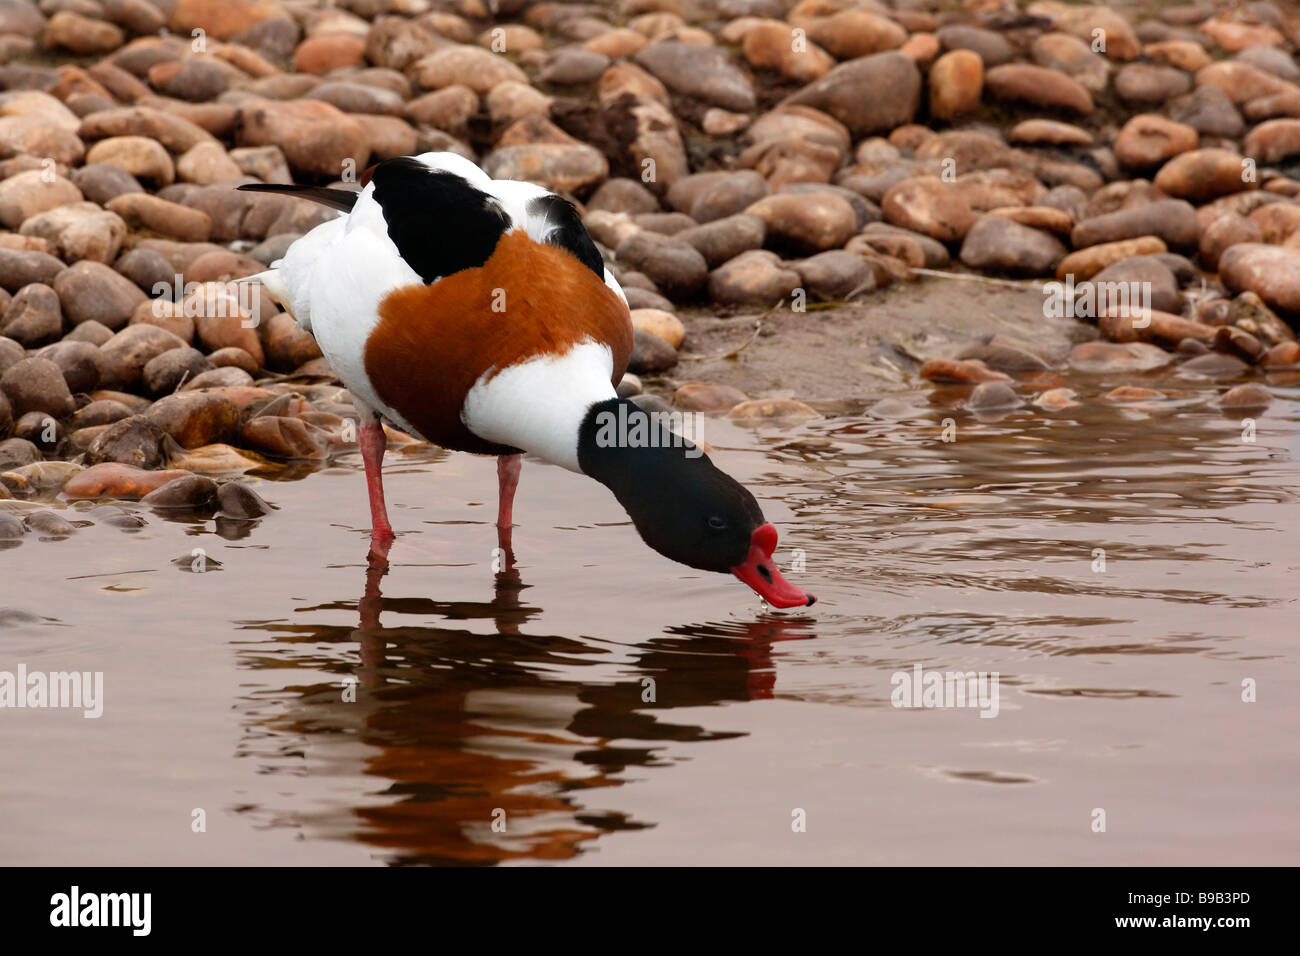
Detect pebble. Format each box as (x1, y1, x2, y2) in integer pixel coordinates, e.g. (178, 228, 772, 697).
(0, 357, 75, 418)
(1115, 64, 1191, 105)
(793, 250, 874, 301)
(1089, 256, 1182, 314)
(627, 329, 678, 375)
(20, 202, 126, 265)
(726, 399, 820, 425)
(967, 381, 1023, 412)
(674, 383, 748, 413)
(105, 193, 212, 243)
(744, 194, 857, 253)
(84, 136, 174, 187)
(0, 249, 65, 294)
(957, 342, 1049, 374)
(919, 359, 1011, 385)
(1153, 149, 1257, 202)
(38, 340, 101, 393)
(13, 409, 62, 450)
(84, 416, 170, 469)
(261, 312, 322, 372)
(708, 250, 801, 306)
(1009, 119, 1092, 147)
(630, 309, 684, 349)
(1199, 214, 1263, 272)
(0, 170, 83, 230)
(70, 399, 133, 429)
(1169, 86, 1244, 138)
(216, 480, 271, 518)
(53, 260, 147, 329)
(804, 10, 907, 60)
(0, 336, 21, 376)
(1214, 327, 1267, 365)
(1030, 33, 1109, 93)
(1, 283, 63, 348)
(1056, 236, 1168, 281)
(0, 437, 42, 470)
(882, 177, 976, 242)
(676, 214, 766, 269)
(635, 42, 756, 113)
(1178, 352, 1251, 380)
(63, 462, 191, 500)
(1113, 114, 1198, 170)
(168, 443, 264, 473)
(294, 34, 367, 76)
(741, 22, 834, 84)
(98, 323, 187, 391)
(183, 367, 255, 390)
(23, 510, 77, 538)
(235, 99, 368, 179)
(985, 64, 1093, 114)
(1099, 309, 1214, 348)
(1033, 387, 1080, 411)
(1262, 342, 1300, 369)
(1067, 341, 1174, 373)
(412, 44, 529, 95)
(783, 52, 920, 136)
(615, 232, 708, 300)
(1219, 245, 1300, 315)
(1102, 386, 1165, 403)
(1071, 200, 1198, 250)
(673, 171, 769, 223)
(1218, 384, 1272, 412)
(936, 25, 1012, 66)
(140, 346, 212, 395)
(144, 391, 240, 448)
(959, 217, 1066, 276)
(240, 416, 328, 459)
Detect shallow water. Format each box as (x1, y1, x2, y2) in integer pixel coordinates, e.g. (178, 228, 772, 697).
(2, 364, 1298, 865)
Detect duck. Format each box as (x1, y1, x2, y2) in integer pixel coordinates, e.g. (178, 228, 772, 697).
(237, 152, 814, 609)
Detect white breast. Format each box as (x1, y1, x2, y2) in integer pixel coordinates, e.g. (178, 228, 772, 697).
(461, 341, 617, 472)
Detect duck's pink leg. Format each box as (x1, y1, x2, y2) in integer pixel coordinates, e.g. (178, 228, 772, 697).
(496, 453, 522, 551)
(358, 411, 394, 554)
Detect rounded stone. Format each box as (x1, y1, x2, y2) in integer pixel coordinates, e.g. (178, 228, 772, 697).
(0, 357, 75, 419)
(84, 416, 171, 469)
(53, 261, 148, 330)
(615, 232, 708, 300)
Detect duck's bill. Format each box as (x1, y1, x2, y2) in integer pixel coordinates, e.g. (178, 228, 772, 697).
(730, 523, 816, 609)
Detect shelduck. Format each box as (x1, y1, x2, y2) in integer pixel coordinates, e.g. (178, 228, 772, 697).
(238, 153, 814, 609)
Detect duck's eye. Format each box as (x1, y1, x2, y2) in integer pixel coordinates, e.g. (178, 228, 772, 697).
(707, 516, 727, 532)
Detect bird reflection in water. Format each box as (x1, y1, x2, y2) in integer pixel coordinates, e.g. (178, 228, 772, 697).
(237, 534, 817, 865)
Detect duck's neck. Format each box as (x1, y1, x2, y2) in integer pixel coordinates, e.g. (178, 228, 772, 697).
(576, 397, 700, 495)
(460, 341, 618, 472)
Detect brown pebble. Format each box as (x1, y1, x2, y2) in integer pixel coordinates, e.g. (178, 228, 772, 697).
(920, 358, 1012, 385)
(64, 462, 191, 500)
(1219, 384, 1271, 411)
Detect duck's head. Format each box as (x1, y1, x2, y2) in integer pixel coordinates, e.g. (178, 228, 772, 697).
(578, 399, 816, 609)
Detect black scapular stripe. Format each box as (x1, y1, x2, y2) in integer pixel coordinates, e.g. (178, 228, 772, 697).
(369, 157, 511, 284)
(527, 194, 605, 280)
(236, 183, 360, 211)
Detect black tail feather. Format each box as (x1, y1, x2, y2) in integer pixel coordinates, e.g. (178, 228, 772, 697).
(236, 183, 360, 212)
